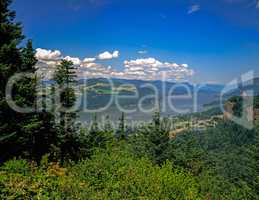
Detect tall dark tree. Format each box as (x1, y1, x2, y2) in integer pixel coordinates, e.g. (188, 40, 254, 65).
(53, 60, 79, 163)
(104, 115, 113, 133)
(129, 110, 171, 164)
(82, 114, 113, 158)
(0, 0, 57, 161)
(117, 112, 126, 140)
(0, 0, 24, 161)
(0, 0, 56, 162)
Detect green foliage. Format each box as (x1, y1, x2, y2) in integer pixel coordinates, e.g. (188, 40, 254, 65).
(254, 95, 259, 108)
(117, 112, 126, 140)
(0, 2, 258, 199)
(78, 114, 114, 158)
(72, 144, 201, 200)
(52, 59, 80, 163)
(129, 111, 171, 164)
(0, 159, 30, 175)
(0, 159, 66, 199)
(170, 122, 259, 199)
(0, 0, 56, 163)
(0, 0, 29, 162)
(229, 96, 243, 117)
(0, 146, 201, 200)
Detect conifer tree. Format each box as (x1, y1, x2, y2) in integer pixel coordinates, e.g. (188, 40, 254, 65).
(117, 112, 126, 140)
(84, 114, 112, 157)
(132, 110, 170, 165)
(0, 0, 25, 161)
(104, 115, 113, 133)
(0, 0, 55, 162)
(53, 59, 79, 163)
(18, 41, 57, 162)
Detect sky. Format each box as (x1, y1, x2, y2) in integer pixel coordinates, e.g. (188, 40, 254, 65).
(12, 0, 259, 83)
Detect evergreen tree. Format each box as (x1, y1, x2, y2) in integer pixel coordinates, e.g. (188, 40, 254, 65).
(117, 112, 126, 140)
(0, 0, 55, 162)
(91, 113, 99, 133)
(53, 60, 79, 163)
(104, 115, 113, 133)
(149, 110, 170, 164)
(0, 0, 24, 162)
(130, 110, 171, 164)
(153, 110, 161, 129)
(19, 41, 57, 162)
(83, 114, 112, 158)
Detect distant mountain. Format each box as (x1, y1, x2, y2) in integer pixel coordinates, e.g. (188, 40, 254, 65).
(224, 77, 259, 97)
(78, 78, 224, 94)
(198, 84, 225, 93)
(75, 78, 225, 122)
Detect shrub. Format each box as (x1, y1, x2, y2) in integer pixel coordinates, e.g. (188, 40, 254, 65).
(0, 146, 202, 200)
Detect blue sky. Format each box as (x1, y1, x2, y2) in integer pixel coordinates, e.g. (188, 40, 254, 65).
(12, 0, 259, 83)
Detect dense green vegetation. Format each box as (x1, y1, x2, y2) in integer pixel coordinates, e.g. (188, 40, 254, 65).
(255, 96, 259, 108)
(0, 0, 56, 163)
(0, 144, 202, 200)
(1, 113, 258, 199)
(0, 1, 259, 199)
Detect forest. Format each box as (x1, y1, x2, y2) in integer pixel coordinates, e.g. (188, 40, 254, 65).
(0, 0, 259, 199)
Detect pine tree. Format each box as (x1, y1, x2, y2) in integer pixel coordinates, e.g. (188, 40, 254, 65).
(84, 114, 111, 157)
(0, 0, 56, 162)
(0, 0, 24, 161)
(132, 110, 170, 165)
(91, 113, 99, 133)
(53, 59, 79, 163)
(153, 110, 161, 130)
(104, 115, 113, 133)
(117, 112, 126, 140)
(17, 40, 57, 162)
(85, 114, 100, 156)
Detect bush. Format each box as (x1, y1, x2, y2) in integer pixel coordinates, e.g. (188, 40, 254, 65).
(0, 145, 202, 200)
(68, 145, 201, 199)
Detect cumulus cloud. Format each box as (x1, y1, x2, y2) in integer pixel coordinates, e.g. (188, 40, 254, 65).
(35, 48, 61, 61)
(112, 50, 119, 58)
(257, 1, 259, 8)
(35, 48, 121, 80)
(188, 4, 200, 14)
(64, 56, 81, 65)
(81, 62, 99, 69)
(83, 57, 96, 63)
(35, 48, 194, 81)
(123, 58, 194, 81)
(98, 50, 120, 60)
(78, 62, 123, 79)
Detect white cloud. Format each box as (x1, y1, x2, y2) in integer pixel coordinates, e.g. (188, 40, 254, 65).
(138, 50, 148, 54)
(124, 58, 162, 68)
(36, 48, 61, 61)
(64, 56, 81, 65)
(35, 48, 194, 81)
(123, 58, 194, 81)
(35, 48, 81, 79)
(112, 50, 119, 58)
(181, 64, 188, 68)
(188, 4, 200, 14)
(256, 1, 259, 8)
(81, 62, 99, 69)
(98, 50, 120, 60)
(78, 62, 123, 79)
(83, 57, 96, 63)
(36, 48, 121, 80)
